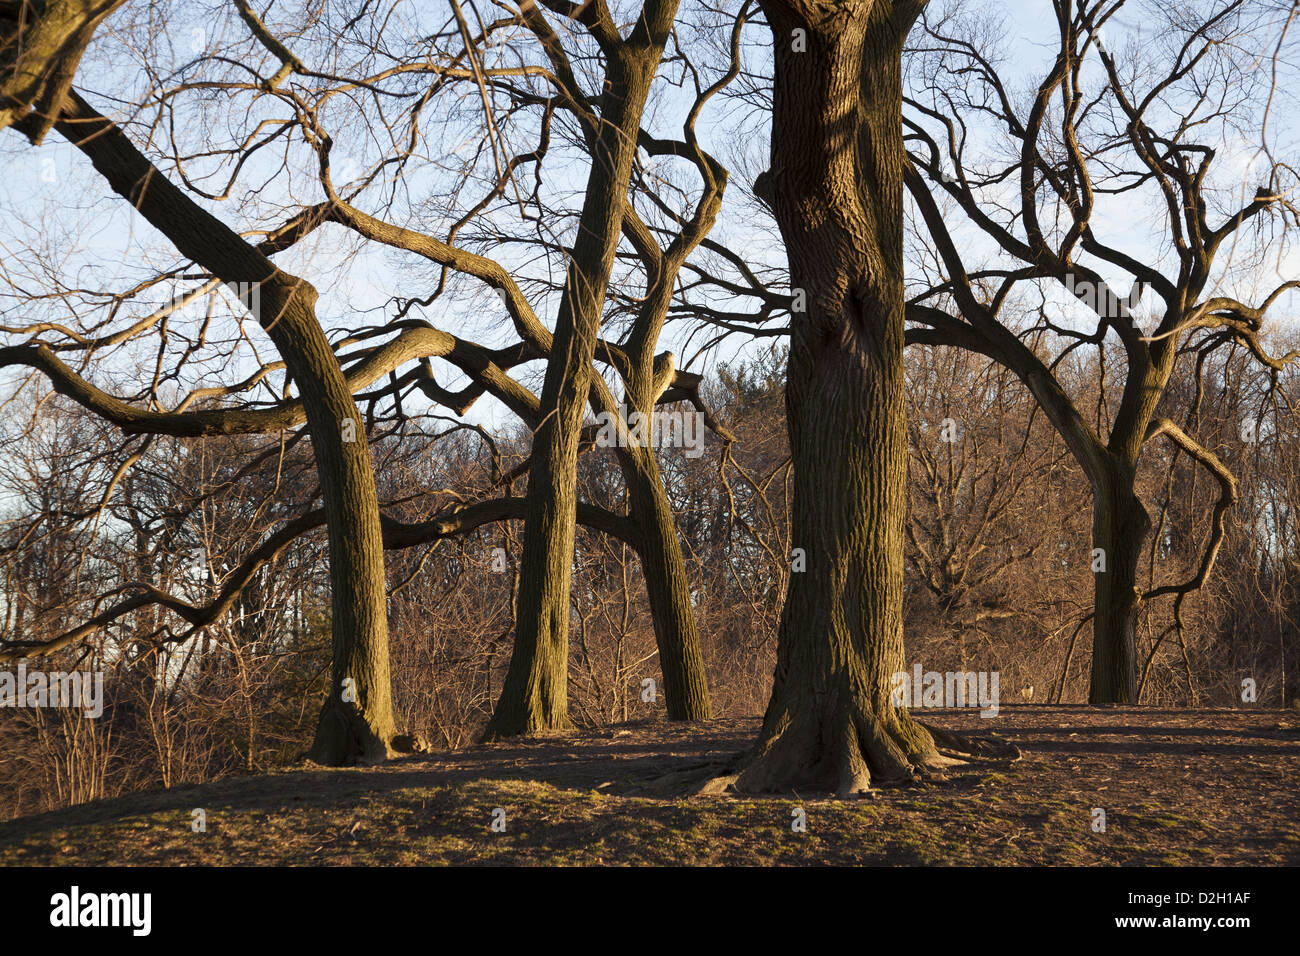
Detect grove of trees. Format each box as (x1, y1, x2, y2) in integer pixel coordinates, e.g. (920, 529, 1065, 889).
(0, 0, 1295, 813)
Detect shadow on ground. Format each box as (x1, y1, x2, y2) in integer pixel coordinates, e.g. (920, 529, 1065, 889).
(0, 707, 1295, 865)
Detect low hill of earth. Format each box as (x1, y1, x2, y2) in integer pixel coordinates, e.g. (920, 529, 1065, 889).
(1, 706, 1296, 866)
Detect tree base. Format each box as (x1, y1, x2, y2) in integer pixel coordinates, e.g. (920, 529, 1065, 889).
(730, 704, 1018, 796)
(478, 717, 575, 745)
(307, 699, 419, 766)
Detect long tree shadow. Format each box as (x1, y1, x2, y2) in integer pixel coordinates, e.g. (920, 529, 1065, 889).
(0, 719, 762, 842)
(1, 709, 1294, 843)
(1025, 739, 1300, 757)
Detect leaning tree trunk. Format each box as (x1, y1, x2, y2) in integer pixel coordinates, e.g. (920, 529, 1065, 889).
(623, 449, 712, 720)
(295, 288, 400, 763)
(483, 34, 674, 739)
(734, 0, 942, 794)
(484, 424, 578, 736)
(1088, 463, 1149, 704)
(51, 95, 400, 765)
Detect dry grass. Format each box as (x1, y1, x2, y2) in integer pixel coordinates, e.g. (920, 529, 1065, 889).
(0, 706, 1296, 866)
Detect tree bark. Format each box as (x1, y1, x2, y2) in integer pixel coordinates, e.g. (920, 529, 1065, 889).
(735, 0, 941, 794)
(483, 28, 674, 738)
(622, 447, 712, 720)
(1088, 464, 1149, 704)
(1, 0, 124, 141)
(50, 93, 400, 764)
(295, 291, 399, 763)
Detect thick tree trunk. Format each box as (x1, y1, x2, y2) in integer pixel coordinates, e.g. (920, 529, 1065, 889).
(1, 0, 125, 141)
(1088, 467, 1149, 704)
(735, 0, 941, 794)
(623, 451, 712, 720)
(51, 96, 400, 764)
(484, 31, 675, 738)
(296, 289, 399, 763)
(483, 421, 577, 736)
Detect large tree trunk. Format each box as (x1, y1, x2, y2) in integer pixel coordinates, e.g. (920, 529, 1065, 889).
(735, 0, 941, 794)
(296, 292, 400, 763)
(1088, 465, 1149, 704)
(623, 450, 712, 720)
(483, 25, 676, 738)
(1, 0, 125, 141)
(52, 95, 400, 764)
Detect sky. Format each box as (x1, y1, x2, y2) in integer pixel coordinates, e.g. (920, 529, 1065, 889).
(1, 0, 1296, 445)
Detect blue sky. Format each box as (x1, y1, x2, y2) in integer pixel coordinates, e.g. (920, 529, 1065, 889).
(1, 0, 1295, 444)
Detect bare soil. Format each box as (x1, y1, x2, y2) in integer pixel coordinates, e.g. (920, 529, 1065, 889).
(0, 705, 1296, 865)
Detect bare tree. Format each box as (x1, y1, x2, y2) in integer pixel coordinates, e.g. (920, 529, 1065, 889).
(903, 0, 1298, 701)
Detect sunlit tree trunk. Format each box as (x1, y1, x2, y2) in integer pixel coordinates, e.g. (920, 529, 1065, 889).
(485, 5, 682, 737)
(735, 0, 940, 794)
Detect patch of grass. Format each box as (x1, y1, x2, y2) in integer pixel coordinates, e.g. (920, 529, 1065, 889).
(0, 711, 1296, 865)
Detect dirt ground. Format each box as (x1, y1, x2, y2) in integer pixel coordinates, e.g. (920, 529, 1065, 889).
(0, 705, 1296, 865)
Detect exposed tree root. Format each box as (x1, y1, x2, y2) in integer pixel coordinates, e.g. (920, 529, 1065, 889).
(619, 710, 1021, 799)
(729, 703, 918, 795)
(619, 760, 735, 797)
(715, 705, 1020, 797)
(307, 699, 421, 766)
(920, 721, 1020, 762)
(478, 716, 575, 745)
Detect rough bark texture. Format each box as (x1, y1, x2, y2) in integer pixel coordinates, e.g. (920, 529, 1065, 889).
(484, 7, 681, 738)
(296, 299, 399, 764)
(50, 93, 400, 764)
(1, 0, 123, 141)
(733, 0, 942, 794)
(621, 438, 713, 720)
(1087, 464, 1150, 704)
